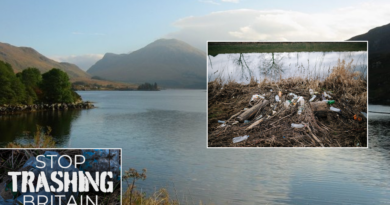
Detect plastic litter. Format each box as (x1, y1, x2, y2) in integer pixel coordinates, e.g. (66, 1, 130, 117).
(220, 124, 226, 128)
(272, 111, 277, 115)
(297, 97, 305, 106)
(291, 123, 305, 128)
(288, 93, 298, 99)
(250, 94, 265, 101)
(309, 95, 316, 102)
(255, 115, 263, 120)
(275, 95, 280, 102)
(218, 120, 225, 123)
(233, 135, 249, 143)
(309, 89, 314, 95)
(323, 91, 332, 98)
(284, 101, 291, 108)
(327, 100, 335, 104)
(270, 89, 273, 92)
(232, 121, 239, 125)
(244, 120, 250, 123)
(330, 106, 340, 112)
(297, 106, 304, 115)
(80, 149, 121, 184)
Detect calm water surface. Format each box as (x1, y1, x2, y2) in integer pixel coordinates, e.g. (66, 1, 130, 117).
(1, 91, 389, 204)
(208, 51, 367, 84)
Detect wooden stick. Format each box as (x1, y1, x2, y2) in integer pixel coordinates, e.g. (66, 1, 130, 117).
(237, 100, 269, 122)
(246, 119, 264, 130)
(303, 123, 324, 147)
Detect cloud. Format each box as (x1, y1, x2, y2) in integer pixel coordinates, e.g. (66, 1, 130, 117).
(166, 2, 390, 51)
(50, 54, 104, 71)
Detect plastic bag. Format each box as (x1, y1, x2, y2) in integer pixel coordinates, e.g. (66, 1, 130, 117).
(233, 135, 249, 143)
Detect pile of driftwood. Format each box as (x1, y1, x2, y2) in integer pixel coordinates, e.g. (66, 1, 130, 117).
(208, 81, 367, 147)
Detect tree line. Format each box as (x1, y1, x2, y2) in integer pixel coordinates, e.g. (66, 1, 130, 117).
(0, 60, 80, 105)
(137, 82, 159, 91)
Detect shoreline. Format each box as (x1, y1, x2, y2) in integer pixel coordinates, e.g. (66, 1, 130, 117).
(0, 101, 95, 115)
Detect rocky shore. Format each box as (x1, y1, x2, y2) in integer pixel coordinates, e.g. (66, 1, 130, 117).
(0, 101, 94, 115)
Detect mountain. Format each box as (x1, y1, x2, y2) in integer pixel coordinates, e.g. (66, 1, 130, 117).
(0, 42, 90, 79)
(349, 23, 390, 104)
(87, 39, 206, 89)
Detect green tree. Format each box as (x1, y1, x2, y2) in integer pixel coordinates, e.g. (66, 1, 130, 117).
(0, 61, 26, 104)
(17, 68, 42, 104)
(41, 68, 74, 103)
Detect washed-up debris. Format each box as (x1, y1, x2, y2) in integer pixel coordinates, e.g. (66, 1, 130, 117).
(323, 91, 332, 98)
(218, 120, 225, 123)
(220, 124, 227, 127)
(244, 120, 250, 123)
(330, 106, 340, 112)
(291, 123, 305, 128)
(232, 121, 239, 125)
(208, 65, 367, 147)
(233, 135, 249, 143)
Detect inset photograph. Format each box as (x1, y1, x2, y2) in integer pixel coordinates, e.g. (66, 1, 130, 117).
(208, 42, 367, 147)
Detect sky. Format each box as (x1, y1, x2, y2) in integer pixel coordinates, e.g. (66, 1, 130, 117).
(1, 0, 389, 70)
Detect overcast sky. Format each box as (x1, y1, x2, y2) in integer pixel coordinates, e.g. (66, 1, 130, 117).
(1, 0, 389, 70)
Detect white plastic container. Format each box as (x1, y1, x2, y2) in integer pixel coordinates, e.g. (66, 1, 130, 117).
(233, 135, 249, 143)
(297, 97, 305, 106)
(291, 123, 305, 128)
(284, 101, 290, 108)
(330, 106, 340, 112)
(309, 95, 316, 102)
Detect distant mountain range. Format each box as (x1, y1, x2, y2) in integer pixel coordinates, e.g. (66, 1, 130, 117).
(0, 42, 89, 79)
(349, 23, 390, 104)
(87, 39, 206, 89)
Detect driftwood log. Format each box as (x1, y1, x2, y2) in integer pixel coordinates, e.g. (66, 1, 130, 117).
(310, 101, 328, 117)
(237, 100, 269, 122)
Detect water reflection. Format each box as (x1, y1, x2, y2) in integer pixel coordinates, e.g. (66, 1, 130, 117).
(208, 51, 367, 83)
(0, 110, 81, 147)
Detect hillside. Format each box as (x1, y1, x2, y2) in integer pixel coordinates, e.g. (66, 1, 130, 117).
(87, 39, 206, 89)
(349, 23, 390, 104)
(0, 42, 90, 79)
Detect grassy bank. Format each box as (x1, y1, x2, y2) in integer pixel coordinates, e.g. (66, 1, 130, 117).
(208, 42, 367, 56)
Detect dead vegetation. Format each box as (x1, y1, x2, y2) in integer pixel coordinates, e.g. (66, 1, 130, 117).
(208, 60, 367, 147)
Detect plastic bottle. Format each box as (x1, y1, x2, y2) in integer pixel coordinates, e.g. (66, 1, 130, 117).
(309, 89, 314, 95)
(330, 106, 340, 112)
(327, 100, 335, 104)
(291, 123, 305, 128)
(297, 106, 303, 115)
(297, 97, 305, 106)
(284, 101, 290, 108)
(233, 135, 249, 143)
